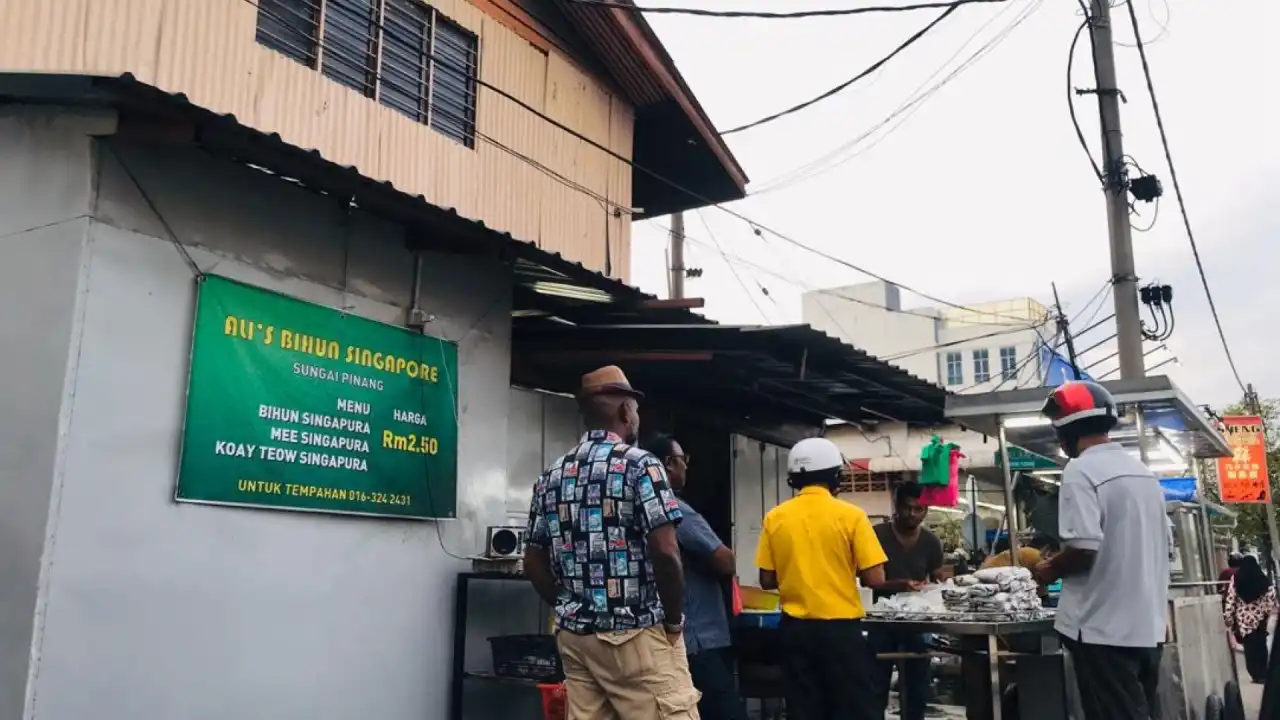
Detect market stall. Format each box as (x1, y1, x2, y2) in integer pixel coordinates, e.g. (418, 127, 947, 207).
(945, 375, 1235, 720)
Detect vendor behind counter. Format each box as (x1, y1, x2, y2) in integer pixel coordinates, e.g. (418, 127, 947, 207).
(867, 483, 946, 720)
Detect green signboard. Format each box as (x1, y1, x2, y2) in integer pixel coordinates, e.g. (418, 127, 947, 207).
(993, 446, 1059, 472)
(176, 275, 458, 519)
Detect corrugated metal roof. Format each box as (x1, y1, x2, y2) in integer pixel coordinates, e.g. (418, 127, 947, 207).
(91, 74, 945, 423)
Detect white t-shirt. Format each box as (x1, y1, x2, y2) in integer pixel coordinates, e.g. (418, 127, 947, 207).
(1055, 442, 1169, 648)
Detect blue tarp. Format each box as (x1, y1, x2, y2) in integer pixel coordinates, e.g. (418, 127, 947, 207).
(1039, 342, 1096, 387)
(1160, 477, 1197, 502)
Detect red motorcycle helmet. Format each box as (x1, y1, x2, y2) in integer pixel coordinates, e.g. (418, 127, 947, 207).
(1040, 380, 1120, 431)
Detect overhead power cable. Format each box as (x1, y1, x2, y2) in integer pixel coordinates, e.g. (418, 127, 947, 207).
(246, 0, 1015, 327)
(1122, 0, 1247, 394)
(1066, 18, 1104, 185)
(693, 210, 773, 322)
(752, 0, 1043, 194)
(885, 321, 1050, 362)
(720, 6, 962, 135)
(653, 221, 1033, 324)
(564, 0, 1007, 20)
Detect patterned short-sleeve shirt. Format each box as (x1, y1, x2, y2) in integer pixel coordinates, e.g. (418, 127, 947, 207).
(526, 430, 683, 634)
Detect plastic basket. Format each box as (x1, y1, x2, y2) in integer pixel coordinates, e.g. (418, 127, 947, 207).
(488, 634, 563, 682)
(538, 683, 567, 720)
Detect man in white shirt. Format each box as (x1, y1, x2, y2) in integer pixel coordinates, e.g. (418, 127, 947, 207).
(1032, 381, 1169, 720)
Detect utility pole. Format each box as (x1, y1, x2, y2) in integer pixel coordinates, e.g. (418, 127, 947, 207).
(668, 211, 685, 300)
(1087, 0, 1144, 380)
(1051, 282, 1082, 380)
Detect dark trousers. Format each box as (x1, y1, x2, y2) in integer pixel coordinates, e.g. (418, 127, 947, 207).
(1242, 626, 1270, 683)
(778, 615, 877, 720)
(1061, 635, 1163, 720)
(687, 648, 748, 720)
(866, 630, 930, 720)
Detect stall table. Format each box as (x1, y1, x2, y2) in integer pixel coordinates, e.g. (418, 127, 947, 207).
(863, 617, 1056, 720)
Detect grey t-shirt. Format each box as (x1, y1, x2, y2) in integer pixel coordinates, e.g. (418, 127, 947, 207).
(1056, 442, 1169, 648)
(872, 523, 943, 600)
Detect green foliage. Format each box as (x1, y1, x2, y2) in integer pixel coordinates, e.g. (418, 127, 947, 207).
(1198, 397, 1280, 549)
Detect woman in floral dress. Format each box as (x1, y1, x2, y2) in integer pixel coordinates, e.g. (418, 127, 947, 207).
(1223, 555, 1277, 684)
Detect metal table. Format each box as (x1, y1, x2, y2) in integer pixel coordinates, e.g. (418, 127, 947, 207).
(863, 616, 1057, 720)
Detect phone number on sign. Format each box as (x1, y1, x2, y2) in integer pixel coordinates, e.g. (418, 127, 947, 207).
(237, 479, 412, 506)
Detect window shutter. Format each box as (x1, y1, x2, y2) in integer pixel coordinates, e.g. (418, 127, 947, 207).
(322, 0, 379, 97)
(255, 0, 320, 67)
(429, 17, 478, 147)
(379, 0, 431, 121)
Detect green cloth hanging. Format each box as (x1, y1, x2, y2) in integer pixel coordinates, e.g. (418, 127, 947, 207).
(919, 435, 959, 486)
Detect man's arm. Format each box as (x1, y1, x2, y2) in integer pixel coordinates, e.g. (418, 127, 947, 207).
(1036, 467, 1100, 584)
(677, 506, 736, 577)
(636, 460, 685, 630)
(853, 515, 901, 590)
(928, 534, 947, 582)
(759, 569, 778, 590)
(524, 546, 562, 606)
(756, 515, 777, 590)
(523, 477, 562, 606)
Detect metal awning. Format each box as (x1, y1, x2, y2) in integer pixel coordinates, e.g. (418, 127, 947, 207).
(945, 375, 1231, 462)
(511, 322, 949, 429)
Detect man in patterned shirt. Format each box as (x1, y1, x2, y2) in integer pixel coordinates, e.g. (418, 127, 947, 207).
(524, 366, 698, 719)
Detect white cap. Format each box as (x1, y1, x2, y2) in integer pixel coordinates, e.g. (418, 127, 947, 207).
(788, 437, 845, 474)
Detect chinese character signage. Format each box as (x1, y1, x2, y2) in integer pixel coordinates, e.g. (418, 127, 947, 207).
(175, 276, 459, 519)
(1216, 415, 1270, 504)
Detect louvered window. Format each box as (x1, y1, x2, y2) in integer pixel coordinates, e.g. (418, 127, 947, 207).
(254, 0, 479, 147)
(322, 0, 379, 97)
(379, 0, 431, 121)
(255, 0, 321, 67)
(428, 17, 478, 147)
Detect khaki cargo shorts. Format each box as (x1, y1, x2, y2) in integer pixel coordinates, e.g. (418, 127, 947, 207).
(556, 625, 701, 720)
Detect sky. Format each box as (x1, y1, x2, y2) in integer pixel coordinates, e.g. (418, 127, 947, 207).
(624, 0, 1277, 408)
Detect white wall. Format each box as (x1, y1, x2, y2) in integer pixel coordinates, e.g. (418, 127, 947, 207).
(505, 388, 581, 522)
(4, 107, 537, 720)
(730, 435, 790, 582)
(0, 108, 111, 720)
(935, 324, 1043, 392)
(801, 284, 939, 382)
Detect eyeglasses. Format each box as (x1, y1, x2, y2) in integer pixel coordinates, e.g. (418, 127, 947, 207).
(668, 454, 691, 468)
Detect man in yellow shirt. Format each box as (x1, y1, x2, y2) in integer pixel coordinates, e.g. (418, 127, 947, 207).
(756, 437, 888, 720)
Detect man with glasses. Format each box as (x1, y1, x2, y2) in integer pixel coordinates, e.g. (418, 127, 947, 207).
(647, 434, 747, 720)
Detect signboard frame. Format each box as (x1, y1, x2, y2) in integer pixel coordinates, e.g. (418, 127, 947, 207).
(174, 275, 460, 520)
(1216, 415, 1270, 505)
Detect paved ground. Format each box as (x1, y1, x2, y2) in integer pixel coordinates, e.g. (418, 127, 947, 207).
(1236, 649, 1264, 719)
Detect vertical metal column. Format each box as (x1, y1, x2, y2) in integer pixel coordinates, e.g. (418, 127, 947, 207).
(998, 422, 1021, 564)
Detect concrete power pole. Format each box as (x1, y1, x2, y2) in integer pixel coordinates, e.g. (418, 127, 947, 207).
(1087, 0, 1144, 380)
(669, 212, 685, 300)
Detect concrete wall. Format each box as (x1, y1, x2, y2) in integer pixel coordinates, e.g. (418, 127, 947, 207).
(801, 284, 939, 383)
(3, 106, 534, 720)
(505, 387, 581, 522)
(802, 280, 1052, 392)
(0, 107, 113, 720)
(935, 323, 1044, 392)
(731, 435, 790, 582)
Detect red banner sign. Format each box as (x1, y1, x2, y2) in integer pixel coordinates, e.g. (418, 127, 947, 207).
(1217, 415, 1271, 504)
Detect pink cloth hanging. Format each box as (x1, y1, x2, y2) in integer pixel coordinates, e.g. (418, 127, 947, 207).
(920, 448, 963, 507)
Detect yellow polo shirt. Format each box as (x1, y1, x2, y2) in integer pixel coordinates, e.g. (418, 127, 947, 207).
(755, 486, 888, 619)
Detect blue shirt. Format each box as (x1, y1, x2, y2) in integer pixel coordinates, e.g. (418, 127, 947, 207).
(526, 430, 683, 634)
(675, 498, 732, 654)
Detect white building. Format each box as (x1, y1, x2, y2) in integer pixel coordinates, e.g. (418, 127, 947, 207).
(802, 280, 1052, 393)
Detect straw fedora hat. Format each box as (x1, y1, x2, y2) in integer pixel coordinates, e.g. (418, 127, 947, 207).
(578, 365, 644, 399)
